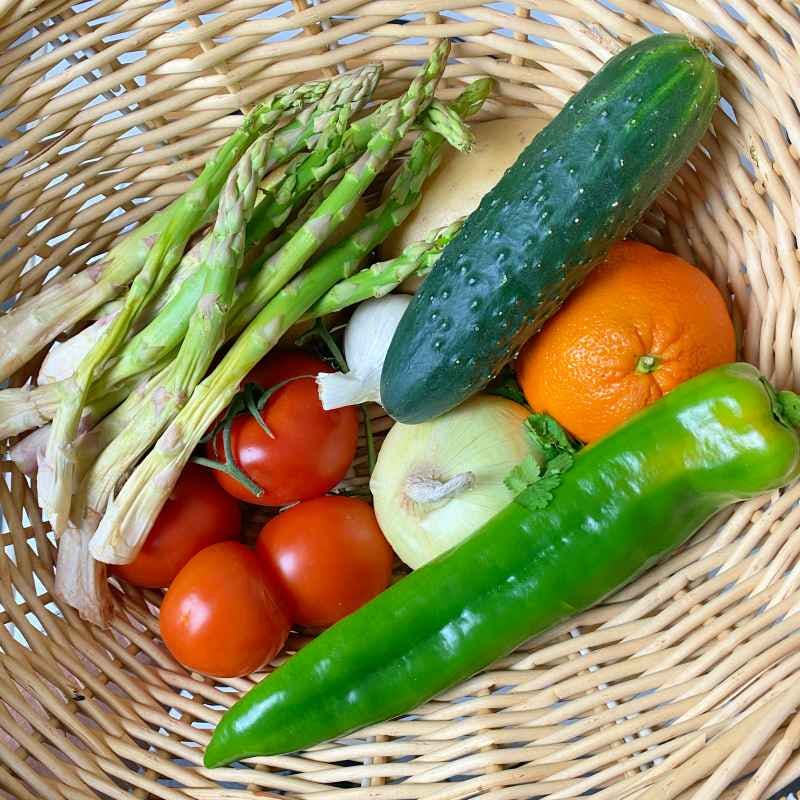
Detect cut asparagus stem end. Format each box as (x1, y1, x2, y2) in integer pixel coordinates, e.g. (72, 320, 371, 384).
(0, 383, 60, 439)
(55, 522, 114, 628)
(9, 426, 51, 476)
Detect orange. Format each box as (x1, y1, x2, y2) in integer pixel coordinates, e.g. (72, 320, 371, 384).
(516, 240, 736, 443)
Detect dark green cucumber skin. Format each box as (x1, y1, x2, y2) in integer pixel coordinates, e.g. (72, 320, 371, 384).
(381, 34, 719, 423)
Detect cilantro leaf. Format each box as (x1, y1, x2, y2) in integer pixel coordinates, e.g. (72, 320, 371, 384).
(545, 451, 574, 476)
(516, 474, 563, 510)
(503, 412, 581, 511)
(524, 413, 580, 460)
(504, 454, 541, 494)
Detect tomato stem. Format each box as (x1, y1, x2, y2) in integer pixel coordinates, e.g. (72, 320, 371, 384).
(196, 374, 324, 496)
(362, 406, 376, 474)
(297, 318, 348, 373)
(245, 384, 275, 440)
(192, 456, 264, 497)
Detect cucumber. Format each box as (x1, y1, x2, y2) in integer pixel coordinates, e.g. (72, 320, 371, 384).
(381, 34, 719, 423)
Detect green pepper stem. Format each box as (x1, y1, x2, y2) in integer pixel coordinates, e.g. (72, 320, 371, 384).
(777, 390, 800, 429)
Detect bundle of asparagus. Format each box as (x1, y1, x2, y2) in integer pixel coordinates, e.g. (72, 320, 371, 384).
(2, 41, 492, 626)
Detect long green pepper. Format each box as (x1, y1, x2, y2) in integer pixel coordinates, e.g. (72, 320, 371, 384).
(205, 363, 800, 763)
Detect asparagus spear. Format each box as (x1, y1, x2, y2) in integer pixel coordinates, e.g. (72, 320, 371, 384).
(91, 225, 407, 564)
(72, 368, 168, 482)
(228, 73, 490, 338)
(88, 67, 380, 397)
(345, 95, 476, 159)
(0, 79, 331, 385)
(0, 75, 483, 444)
(8, 373, 146, 478)
(304, 218, 464, 317)
(245, 117, 352, 249)
(244, 92, 477, 251)
(75, 70, 377, 391)
(90, 41, 451, 565)
(249, 170, 346, 267)
(57, 370, 165, 627)
(79, 130, 279, 523)
(0, 358, 170, 440)
(421, 97, 472, 153)
(39, 77, 383, 531)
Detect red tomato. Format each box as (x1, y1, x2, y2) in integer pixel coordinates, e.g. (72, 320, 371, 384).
(208, 351, 359, 506)
(112, 464, 241, 589)
(160, 542, 289, 678)
(255, 496, 394, 629)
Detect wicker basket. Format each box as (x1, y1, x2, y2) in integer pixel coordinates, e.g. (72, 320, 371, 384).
(3, 1, 800, 798)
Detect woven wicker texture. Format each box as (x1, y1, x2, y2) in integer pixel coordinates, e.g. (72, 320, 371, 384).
(3, 0, 800, 797)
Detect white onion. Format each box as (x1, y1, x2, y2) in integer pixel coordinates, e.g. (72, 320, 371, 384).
(369, 394, 540, 568)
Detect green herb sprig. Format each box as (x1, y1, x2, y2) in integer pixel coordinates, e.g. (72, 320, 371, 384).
(505, 412, 582, 510)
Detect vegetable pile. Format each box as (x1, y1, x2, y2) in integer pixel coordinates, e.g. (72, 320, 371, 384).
(6, 31, 800, 768)
(4, 43, 477, 629)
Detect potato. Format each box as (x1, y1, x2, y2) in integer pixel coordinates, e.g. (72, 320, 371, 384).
(380, 116, 548, 281)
